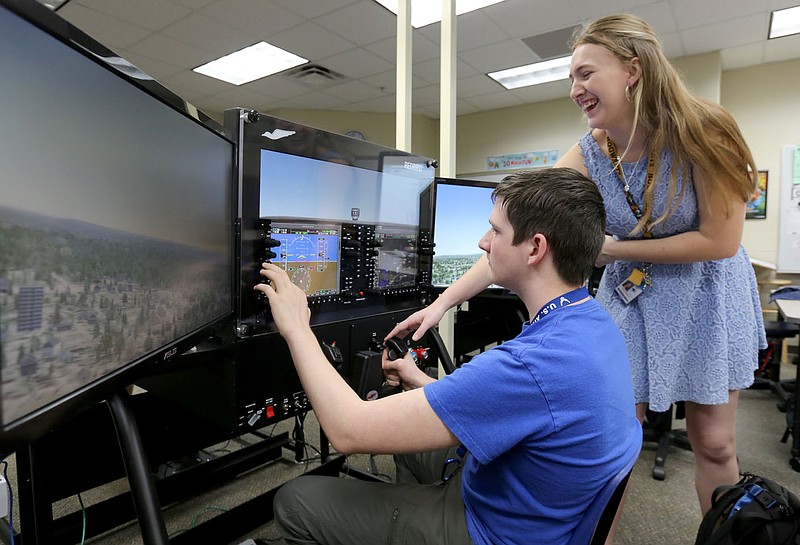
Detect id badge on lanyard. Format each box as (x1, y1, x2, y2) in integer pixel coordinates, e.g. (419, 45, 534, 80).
(615, 267, 649, 304)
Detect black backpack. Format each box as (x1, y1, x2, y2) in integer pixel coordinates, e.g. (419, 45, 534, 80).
(695, 473, 800, 545)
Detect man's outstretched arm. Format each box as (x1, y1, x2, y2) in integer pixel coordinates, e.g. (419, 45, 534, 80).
(255, 263, 458, 455)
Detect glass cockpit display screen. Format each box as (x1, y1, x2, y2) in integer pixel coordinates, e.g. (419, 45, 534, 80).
(271, 222, 340, 297)
(373, 225, 418, 290)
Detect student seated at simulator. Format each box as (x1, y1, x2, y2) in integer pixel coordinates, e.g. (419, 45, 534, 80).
(255, 168, 642, 545)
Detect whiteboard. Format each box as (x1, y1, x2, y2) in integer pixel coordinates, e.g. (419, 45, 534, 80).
(777, 145, 800, 273)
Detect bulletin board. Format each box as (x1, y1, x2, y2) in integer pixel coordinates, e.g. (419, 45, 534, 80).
(777, 144, 800, 272)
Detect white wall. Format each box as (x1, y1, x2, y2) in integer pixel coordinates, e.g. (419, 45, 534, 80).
(723, 58, 800, 266)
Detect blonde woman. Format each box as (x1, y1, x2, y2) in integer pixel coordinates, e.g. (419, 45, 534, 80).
(389, 14, 765, 515)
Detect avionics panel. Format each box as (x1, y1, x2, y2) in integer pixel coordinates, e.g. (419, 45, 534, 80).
(0, 0, 235, 450)
(226, 109, 436, 337)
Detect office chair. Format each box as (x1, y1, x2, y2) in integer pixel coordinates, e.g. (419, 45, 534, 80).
(752, 320, 799, 405)
(642, 402, 692, 480)
(567, 448, 640, 545)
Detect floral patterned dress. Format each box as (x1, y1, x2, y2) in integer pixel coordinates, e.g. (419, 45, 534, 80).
(580, 132, 766, 412)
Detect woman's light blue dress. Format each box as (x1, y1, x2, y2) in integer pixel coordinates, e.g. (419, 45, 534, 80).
(580, 132, 766, 412)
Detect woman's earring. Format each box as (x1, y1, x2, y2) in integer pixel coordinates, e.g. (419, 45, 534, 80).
(625, 84, 633, 103)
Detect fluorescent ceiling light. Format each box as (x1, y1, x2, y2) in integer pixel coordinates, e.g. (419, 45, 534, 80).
(193, 42, 308, 85)
(374, 0, 506, 29)
(488, 55, 572, 90)
(769, 5, 800, 39)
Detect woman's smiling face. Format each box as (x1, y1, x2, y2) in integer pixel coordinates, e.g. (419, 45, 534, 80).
(569, 43, 635, 132)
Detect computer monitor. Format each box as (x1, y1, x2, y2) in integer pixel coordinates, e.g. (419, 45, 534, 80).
(432, 178, 498, 288)
(225, 110, 436, 337)
(0, 0, 236, 450)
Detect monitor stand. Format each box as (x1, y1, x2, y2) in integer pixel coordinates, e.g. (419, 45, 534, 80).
(14, 389, 170, 545)
(107, 390, 170, 545)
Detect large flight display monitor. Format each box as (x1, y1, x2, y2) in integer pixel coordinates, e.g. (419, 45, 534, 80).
(432, 179, 498, 287)
(226, 110, 436, 337)
(0, 0, 235, 449)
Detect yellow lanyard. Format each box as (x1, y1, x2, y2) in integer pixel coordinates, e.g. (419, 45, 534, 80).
(606, 136, 656, 238)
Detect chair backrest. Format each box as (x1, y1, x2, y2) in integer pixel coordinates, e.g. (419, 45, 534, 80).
(567, 450, 640, 545)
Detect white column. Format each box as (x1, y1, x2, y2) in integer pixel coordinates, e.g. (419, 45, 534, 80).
(440, 0, 457, 177)
(395, 0, 412, 151)
(438, 0, 457, 369)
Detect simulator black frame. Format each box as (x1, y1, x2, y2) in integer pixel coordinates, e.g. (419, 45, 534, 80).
(224, 109, 438, 338)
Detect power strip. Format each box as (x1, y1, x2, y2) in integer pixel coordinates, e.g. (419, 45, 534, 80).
(0, 475, 8, 518)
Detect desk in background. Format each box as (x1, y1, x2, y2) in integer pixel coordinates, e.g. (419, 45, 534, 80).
(774, 298, 800, 472)
(775, 299, 800, 326)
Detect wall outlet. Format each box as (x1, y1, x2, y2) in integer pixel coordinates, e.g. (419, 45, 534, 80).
(0, 475, 8, 518)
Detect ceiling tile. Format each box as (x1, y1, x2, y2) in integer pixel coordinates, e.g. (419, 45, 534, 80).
(457, 74, 506, 98)
(269, 21, 357, 61)
(412, 58, 481, 85)
(199, 0, 305, 38)
(412, 84, 441, 107)
(565, 0, 655, 23)
(459, 38, 540, 72)
(127, 33, 213, 69)
(510, 80, 571, 103)
(764, 33, 800, 64)
(365, 32, 441, 64)
(171, 0, 216, 8)
(456, 99, 481, 117)
(680, 14, 768, 56)
(119, 52, 186, 81)
(162, 68, 235, 97)
(322, 80, 388, 103)
(160, 12, 253, 54)
(315, 1, 396, 46)
(481, 0, 581, 39)
(659, 31, 686, 60)
(361, 70, 431, 92)
(59, 4, 150, 49)
(271, 0, 361, 19)
(669, 0, 765, 30)
(247, 73, 318, 99)
(68, 0, 191, 31)
(320, 47, 395, 79)
(456, 11, 511, 50)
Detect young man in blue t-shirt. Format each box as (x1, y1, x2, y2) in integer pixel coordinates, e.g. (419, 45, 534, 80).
(256, 168, 642, 545)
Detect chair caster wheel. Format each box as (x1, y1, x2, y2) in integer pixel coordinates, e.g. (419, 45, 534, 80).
(652, 466, 666, 480)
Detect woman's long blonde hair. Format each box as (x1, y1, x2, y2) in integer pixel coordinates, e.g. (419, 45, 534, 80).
(571, 14, 757, 234)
